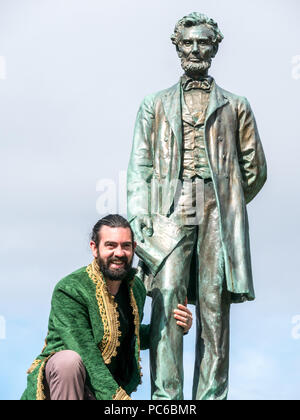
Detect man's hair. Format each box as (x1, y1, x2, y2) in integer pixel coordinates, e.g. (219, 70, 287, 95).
(91, 214, 134, 248)
(171, 12, 224, 48)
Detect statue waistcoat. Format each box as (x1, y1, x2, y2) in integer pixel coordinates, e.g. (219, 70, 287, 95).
(181, 87, 211, 180)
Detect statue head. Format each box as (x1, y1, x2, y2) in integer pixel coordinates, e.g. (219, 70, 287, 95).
(171, 12, 224, 77)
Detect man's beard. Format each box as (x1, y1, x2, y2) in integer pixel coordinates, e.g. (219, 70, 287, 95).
(181, 57, 212, 77)
(97, 254, 132, 281)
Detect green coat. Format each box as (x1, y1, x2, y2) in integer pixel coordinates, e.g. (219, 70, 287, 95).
(21, 260, 149, 400)
(127, 79, 267, 303)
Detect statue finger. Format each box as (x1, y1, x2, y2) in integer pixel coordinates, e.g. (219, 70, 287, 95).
(145, 217, 153, 237)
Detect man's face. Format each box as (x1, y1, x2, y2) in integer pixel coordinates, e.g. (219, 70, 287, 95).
(177, 24, 216, 77)
(90, 226, 136, 281)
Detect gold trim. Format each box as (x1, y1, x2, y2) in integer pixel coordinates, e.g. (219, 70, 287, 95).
(41, 336, 48, 353)
(129, 287, 143, 384)
(113, 387, 132, 400)
(86, 259, 121, 364)
(27, 359, 42, 374)
(27, 336, 48, 374)
(36, 353, 56, 400)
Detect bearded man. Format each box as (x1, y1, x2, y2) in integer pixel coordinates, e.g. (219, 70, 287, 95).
(21, 214, 192, 400)
(127, 13, 267, 400)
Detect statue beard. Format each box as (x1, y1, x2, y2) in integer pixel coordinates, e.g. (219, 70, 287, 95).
(180, 57, 212, 77)
(97, 254, 133, 282)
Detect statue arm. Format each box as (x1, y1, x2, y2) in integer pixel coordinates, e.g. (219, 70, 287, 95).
(237, 98, 267, 204)
(127, 95, 155, 224)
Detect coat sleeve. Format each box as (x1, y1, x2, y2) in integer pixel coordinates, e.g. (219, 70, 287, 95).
(51, 284, 130, 400)
(127, 95, 155, 223)
(237, 98, 267, 204)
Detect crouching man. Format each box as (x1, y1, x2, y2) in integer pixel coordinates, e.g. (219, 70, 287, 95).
(21, 214, 192, 400)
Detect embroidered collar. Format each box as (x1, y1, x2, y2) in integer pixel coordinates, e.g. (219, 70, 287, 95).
(86, 259, 141, 376)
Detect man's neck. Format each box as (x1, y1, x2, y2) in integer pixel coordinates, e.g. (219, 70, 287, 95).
(106, 279, 122, 296)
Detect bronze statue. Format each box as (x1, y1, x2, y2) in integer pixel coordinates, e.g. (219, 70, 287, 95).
(127, 12, 267, 400)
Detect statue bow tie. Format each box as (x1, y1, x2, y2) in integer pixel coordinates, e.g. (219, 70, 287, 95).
(183, 79, 211, 92)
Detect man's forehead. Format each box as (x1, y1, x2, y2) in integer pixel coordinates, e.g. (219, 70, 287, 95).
(181, 25, 215, 40)
(100, 225, 132, 242)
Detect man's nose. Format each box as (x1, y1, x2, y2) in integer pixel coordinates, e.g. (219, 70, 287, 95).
(114, 246, 125, 258)
(192, 41, 199, 54)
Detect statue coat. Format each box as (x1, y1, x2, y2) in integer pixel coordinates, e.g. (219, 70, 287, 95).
(127, 79, 267, 303)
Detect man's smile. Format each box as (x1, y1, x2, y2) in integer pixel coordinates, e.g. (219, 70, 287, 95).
(110, 261, 125, 268)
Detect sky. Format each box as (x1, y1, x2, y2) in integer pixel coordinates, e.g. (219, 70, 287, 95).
(0, 0, 300, 400)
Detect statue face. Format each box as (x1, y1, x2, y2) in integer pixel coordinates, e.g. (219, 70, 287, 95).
(177, 24, 216, 77)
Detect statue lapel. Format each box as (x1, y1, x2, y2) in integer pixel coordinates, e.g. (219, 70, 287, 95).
(205, 81, 229, 123)
(161, 82, 183, 152)
(161, 81, 229, 150)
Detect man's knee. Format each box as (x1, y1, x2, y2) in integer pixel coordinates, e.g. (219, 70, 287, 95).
(46, 350, 85, 379)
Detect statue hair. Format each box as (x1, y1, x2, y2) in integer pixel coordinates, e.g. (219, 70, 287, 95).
(171, 12, 224, 47)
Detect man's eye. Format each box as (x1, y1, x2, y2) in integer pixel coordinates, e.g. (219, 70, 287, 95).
(184, 41, 191, 45)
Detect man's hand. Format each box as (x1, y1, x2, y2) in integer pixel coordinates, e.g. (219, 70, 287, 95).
(173, 298, 193, 334)
(132, 215, 153, 243)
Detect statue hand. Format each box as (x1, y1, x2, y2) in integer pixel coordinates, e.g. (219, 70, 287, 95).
(173, 298, 193, 335)
(133, 215, 153, 243)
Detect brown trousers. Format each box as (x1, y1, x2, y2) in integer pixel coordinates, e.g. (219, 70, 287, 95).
(44, 350, 96, 400)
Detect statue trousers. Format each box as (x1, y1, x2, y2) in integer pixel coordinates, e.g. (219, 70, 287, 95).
(149, 177, 231, 400)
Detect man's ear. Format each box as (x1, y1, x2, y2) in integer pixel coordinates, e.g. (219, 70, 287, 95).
(176, 44, 183, 58)
(211, 43, 219, 58)
(90, 241, 98, 259)
(133, 241, 137, 251)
